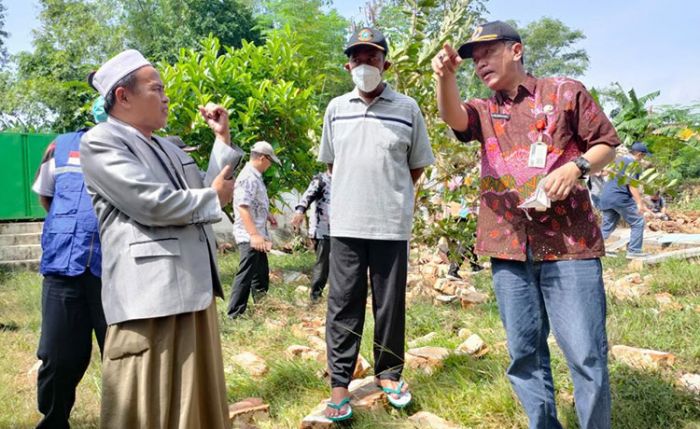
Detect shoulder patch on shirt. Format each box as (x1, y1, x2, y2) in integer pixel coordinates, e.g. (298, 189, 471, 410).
(67, 151, 81, 166)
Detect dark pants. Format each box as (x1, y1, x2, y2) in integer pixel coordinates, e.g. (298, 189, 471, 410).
(325, 237, 407, 388)
(227, 243, 269, 318)
(447, 241, 481, 276)
(37, 272, 107, 429)
(310, 237, 330, 300)
(447, 216, 481, 276)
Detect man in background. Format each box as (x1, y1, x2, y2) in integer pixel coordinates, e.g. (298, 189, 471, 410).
(31, 98, 108, 429)
(291, 169, 332, 303)
(227, 141, 280, 319)
(599, 142, 650, 258)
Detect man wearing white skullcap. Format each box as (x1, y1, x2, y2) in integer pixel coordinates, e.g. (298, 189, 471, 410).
(80, 49, 241, 429)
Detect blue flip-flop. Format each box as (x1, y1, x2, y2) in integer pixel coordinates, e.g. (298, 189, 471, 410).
(380, 380, 412, 409)
(325, 397, 353, 422)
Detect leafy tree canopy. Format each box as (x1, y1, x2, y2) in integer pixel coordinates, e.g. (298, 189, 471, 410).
(511, 17, 589, 78)
(120, 0, 261, 62)
(0, 0, 8, 68)
(161, 29, 323, 203)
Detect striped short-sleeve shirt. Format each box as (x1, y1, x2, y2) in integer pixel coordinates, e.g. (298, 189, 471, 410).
(318, 84, 434, 240)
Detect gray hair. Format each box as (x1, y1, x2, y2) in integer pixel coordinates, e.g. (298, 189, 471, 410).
(504, 40, 524, 65)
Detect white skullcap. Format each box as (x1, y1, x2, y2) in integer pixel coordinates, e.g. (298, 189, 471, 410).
(90, 49, 151, 97)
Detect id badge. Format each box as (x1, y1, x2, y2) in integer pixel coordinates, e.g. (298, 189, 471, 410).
(528, 141, 547, 169)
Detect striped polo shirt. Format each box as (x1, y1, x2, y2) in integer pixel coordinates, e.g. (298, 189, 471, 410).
(318, 84, 434, 240)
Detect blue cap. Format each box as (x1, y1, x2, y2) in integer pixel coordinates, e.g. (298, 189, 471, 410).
(91, 96, 107, 123)
(630, 142, 650, 154)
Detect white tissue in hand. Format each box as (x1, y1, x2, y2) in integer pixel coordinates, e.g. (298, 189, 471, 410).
(518, 179, 551, 212)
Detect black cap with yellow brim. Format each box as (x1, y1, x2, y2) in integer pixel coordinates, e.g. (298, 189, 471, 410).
(457, 21, 521, 59)
(344, 27, 389, 56)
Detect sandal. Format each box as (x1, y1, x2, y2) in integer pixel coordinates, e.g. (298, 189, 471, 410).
(325, 397, 353, 422)
(379, 380, 412, 409)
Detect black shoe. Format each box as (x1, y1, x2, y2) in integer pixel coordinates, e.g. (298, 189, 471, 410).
(445, 272, 462, 280)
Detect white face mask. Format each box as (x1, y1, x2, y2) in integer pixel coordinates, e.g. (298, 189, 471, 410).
(351, 64, 383, 92)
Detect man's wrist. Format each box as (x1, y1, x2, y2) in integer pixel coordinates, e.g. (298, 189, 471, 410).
(571, 156, 591, 179)
(214, 132, 231, 145)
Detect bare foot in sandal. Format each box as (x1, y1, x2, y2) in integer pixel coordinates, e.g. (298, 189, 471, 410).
(325, 386, 352, 421)
(376, 378, 408, 399)
(377, 378, 412, 408)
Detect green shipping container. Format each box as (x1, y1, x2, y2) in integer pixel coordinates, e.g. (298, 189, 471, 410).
(0, 133, 57, 221)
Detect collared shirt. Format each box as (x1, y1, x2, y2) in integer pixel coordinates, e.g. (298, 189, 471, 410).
(233, 163, 270, 243)
(454, 75, 621, 261)
(33, 127, 90, 196)
(318, 84, 435, 240)
(295, 172, 331, 239)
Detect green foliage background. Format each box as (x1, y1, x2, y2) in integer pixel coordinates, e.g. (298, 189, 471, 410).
(161, 30, 323, 200)
(0, 0, 698, 225)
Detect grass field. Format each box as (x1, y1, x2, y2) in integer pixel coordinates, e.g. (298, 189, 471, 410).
(1, 250, 699, 428)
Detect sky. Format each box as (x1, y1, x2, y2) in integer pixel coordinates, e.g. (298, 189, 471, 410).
(4, 0, 700, 106)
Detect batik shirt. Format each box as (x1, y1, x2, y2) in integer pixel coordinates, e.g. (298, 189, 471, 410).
(295, 172, 331, 239)
(233, 163, 269, 244)
(453, 75, 621, 261)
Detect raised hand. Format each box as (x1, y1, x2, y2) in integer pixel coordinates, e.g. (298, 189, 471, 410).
(199, 103, 231, 144)
(431, 43, 462, 78)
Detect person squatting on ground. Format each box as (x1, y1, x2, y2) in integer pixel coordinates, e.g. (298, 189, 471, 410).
(318, 27, 435, 421)
(32, 98, 109, 429)
(433, 20, 620, 429)
(291, 170, 332, 303)
(644, 190, 669, 220)
(227, 141, 281, 319)
(81, 49, 240, 429)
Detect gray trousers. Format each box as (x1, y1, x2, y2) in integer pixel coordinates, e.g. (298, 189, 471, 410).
(325, 237, 408, 388)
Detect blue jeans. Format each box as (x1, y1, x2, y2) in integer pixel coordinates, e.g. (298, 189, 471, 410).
(492, 254, 610, 429)
(601, 199, 645, 253)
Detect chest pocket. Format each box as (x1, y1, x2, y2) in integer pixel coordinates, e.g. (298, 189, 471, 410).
(52, 178, 83, 215)
(377, 122, 411, 153)
(166, 147, 201, 189)
(180, 160, 203, 188)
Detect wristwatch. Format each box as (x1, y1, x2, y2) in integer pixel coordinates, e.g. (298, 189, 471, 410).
(572, 156, 591, 179)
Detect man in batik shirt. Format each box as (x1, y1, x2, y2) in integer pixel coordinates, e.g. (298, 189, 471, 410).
(433, 21, 620, 429)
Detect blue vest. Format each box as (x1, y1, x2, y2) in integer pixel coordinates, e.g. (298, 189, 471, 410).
(40, 131, 102, 277)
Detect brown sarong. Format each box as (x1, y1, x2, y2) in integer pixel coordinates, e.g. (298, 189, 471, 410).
(100, 300, 230, 429)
